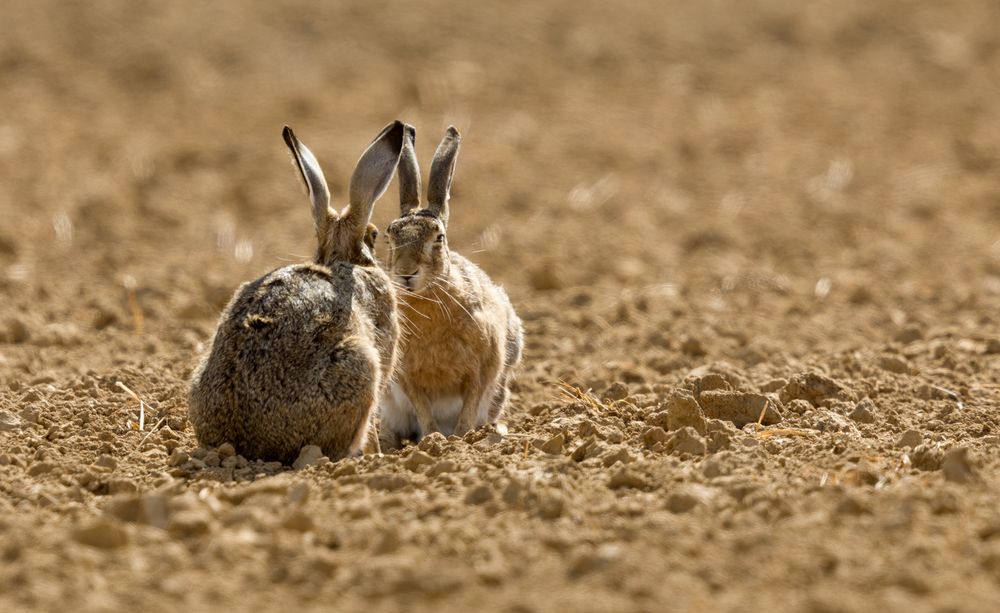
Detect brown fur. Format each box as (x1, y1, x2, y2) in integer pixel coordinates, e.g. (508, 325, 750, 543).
(379, 126, 523, 448)
(188, 122, 404, 463)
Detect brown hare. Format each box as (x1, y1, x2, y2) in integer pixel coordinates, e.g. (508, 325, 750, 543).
(188, 122, 405, 463)
(378, 125, 523, 449)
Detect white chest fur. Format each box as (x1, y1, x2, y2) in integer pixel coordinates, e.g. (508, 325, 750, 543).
(379, 382, 464, 438)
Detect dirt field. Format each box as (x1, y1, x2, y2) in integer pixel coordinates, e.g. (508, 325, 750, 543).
(2, 1, 1000, 611)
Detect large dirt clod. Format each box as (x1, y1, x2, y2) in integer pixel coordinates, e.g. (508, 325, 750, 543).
(697, 390, 782, 427)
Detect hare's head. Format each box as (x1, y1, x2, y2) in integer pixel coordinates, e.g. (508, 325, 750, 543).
(283, 122, 404, 267)
(385, 125, 460, 292)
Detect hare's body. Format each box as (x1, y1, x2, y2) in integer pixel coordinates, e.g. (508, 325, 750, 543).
(189, 122, 404, 463)
(189, 262, 397, 463)
(378, 126, 523, 448)
(380, 250, 522, 441)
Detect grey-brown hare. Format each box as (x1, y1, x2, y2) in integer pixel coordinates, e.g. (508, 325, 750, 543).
(188, 122, 404, 463)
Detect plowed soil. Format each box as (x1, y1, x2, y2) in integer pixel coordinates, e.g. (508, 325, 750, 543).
(2, 1, 1000, 611)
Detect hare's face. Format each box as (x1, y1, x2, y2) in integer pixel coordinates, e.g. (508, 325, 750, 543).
(385, 212, 447, 292)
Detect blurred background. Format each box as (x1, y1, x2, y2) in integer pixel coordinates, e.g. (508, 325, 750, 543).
(1, 0, 999, 374)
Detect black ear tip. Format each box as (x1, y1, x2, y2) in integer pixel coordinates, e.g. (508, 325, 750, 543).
(282, 126, 296, 147)
(404, 124, 416, 143)
(387, 120, 406, 151)
(446, 125, 460, 139)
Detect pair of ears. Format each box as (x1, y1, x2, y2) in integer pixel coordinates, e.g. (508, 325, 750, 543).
(283, 121, 405, 251)
(282, 122, 462, 249)
(398, 125, 461, 228)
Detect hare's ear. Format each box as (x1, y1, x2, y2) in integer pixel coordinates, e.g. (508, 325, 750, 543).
(399, 124, 421, 215)
(283, 126, 333, 241)
(426, 126, 460, 227)
(343, 121, 405, 237)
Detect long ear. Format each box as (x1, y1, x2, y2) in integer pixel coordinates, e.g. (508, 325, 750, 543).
(398, 124, 421, 215)
(283, 126, 333, 240)
(343, 121, 405, 236)
(426, 126, 461, 227)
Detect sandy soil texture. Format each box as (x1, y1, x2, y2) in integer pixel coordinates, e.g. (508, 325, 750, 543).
(2, 1, 1000, 611)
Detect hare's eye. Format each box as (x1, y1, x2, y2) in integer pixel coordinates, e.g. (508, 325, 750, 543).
(435, 234, 445, 243)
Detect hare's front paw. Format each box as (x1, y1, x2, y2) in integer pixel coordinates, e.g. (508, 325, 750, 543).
(453, 419, 476, 438)
(417, 418, 442, 439)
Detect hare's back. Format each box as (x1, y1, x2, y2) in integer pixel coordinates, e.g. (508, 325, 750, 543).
(220, 263, 357, 388)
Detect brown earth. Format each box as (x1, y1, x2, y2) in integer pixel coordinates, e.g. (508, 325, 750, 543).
(2, 1, 1000, 611)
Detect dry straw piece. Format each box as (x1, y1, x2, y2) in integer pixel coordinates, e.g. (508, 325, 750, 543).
(115, 380, 146, 430)
(553, 379, 606, 413)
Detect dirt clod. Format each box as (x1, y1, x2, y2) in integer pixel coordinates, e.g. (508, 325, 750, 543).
(665, 427, 708, 456)
(698, 391, 781, 427)
(942, 447, 977, 483)
(848, 398, 877, 423)
(642, 427, 670, 448)
(910, 444, 944, 471)
(609, 468, 648, 490)
(465, 484, 494, 505)
(780, 372, 844, 407)
(897, 430, 924, 449)
(0, 410, 23, 432)
(540, 432, 565, 454)
(665, 391, 708, 434)
(403, 450, 435, 472)
(604, 382, 629, 401)
(0, 317, 30, 344)
(73, 519, 129, 549)
(680, 337, 706, 357)
(666, 485, 715, 513)
(167, 449, 189, 467)
(169, 510, 212, 537)
(878, 354, 910, 375)
(417, 432, 448, 456)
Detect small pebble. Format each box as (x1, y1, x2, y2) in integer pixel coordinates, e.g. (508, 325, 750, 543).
(403, 450, 435, 472)
(604, 382, 629, 401)
(608, 467, 647, 490)
(540, 433, 565, 455)
(896, 430, 923, 449)
(878, 354, 909, 375)
(73, 519, 130, 549)
(465, 484, 494, 505)
(942, 447, 977, 483)
(848, 398, 877, 424)
(292, 445, 325, 470)
(167, 449, 189, 467)
(665, 427, 708, 456)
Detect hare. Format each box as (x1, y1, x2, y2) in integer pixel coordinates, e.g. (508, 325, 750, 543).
(188, 122, 405, 464)
(378, 125, 523, 448)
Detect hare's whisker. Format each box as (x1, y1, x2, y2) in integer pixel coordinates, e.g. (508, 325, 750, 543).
(436, 281, 487, 337)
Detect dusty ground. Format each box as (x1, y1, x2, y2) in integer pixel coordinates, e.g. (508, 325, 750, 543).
(2, 1, 1000, 611)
